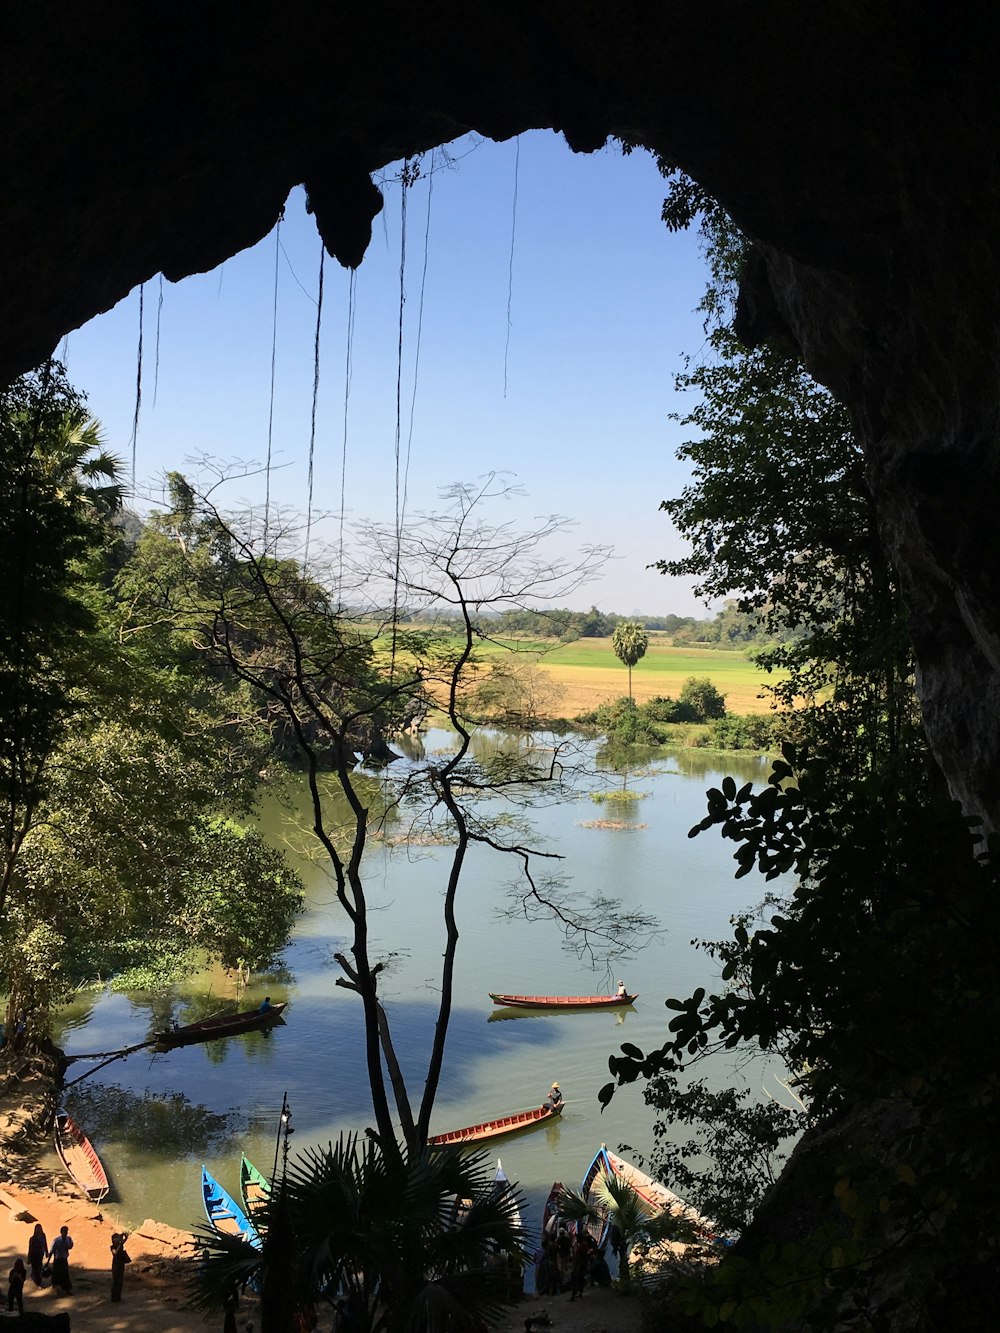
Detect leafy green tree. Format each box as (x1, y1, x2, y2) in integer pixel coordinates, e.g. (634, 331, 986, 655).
(611, 619, 649, 699)
(640, 1073, 804, 1234)
(0, 368, 303, 1037)
(601, 747, 1000, 1327)
(193, 1136, 528, 1333)
(679, 675, 727, 721)
(655, 196, 923, 781)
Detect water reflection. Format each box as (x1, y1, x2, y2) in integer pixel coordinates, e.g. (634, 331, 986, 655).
(487, 1005, 637, 1024)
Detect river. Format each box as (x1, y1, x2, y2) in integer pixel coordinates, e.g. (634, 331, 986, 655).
(52, 730, 777, 1242)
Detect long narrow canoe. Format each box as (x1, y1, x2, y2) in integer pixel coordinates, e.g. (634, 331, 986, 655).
(155, 1002, 287, 1048)
(240, 1153, 271, 1223)
(202, 1165, 262, 1248)
(54, 1108, 110, 1204)
(488, 993, 637, 1009)
(428, 1101, 563, 1146)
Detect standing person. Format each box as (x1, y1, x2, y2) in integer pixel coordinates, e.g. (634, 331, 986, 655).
(222, 1286, 239, 1333)
(7, 1258, 26, 1313)
(568, 1235, 589, 1301)
(110, 1231, 131, 1302)
(27, 1222, 48, 1285)
(50, 1224, 74, 1293)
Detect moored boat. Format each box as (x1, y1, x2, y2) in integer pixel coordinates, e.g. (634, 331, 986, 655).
(240, 1153, 271, 1223)
(582, 1144, 709, 1234)
(154, 1002, 287, 1048)
(54, 1108, 110, 1203)
(428, 1101, 562, 1146)
(488, 992, 637, 1009)
(202, 1165, 262, 1248)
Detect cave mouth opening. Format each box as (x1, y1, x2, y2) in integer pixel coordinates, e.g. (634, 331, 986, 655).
(66, 131, 710, 620)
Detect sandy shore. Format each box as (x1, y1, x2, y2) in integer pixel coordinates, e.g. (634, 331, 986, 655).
(0, 1181, 234, 1332)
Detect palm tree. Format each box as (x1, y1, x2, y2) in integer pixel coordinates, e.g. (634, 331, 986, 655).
(191, 1135, 529, 1333)
(611, 620, 649, 700)
(557, 1171, 699, 1288)
(36, 406, 126, 517)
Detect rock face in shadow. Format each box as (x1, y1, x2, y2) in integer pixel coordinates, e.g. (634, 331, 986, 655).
(0, 14, 997, 811)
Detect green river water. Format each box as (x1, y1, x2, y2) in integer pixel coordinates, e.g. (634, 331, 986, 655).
(51, 730, 777, 1243)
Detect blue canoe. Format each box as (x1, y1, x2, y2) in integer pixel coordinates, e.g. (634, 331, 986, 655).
(202, 1164, 262, 1249)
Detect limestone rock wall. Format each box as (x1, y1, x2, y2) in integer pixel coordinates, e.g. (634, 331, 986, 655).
(2, 2, 999, 826)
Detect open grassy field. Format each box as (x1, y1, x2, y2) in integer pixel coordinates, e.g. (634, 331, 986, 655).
(462, 632, 778, 717)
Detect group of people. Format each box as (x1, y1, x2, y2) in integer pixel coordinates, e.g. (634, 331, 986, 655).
(534, 1223, 611, 1298)
(7, 1223, 75, 1313)
(6, 1220, 131, 1313)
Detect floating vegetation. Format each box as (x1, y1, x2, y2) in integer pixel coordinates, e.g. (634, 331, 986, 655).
(591, 789, 647, 804)
(578, 819, 647, 831)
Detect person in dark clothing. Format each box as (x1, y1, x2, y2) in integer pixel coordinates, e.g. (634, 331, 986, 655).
(27, 1222, 49, 1285)
(50, 1225, 74, 1292)
(223, 1287, 239, 1333)
(569, 1235, 590, 1300)
(7, 1258, 26, 1313)
(110, 1232, 131, 1301)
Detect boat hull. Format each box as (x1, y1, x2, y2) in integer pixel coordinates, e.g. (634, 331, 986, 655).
(54, 1109, 109, 1203)
(582, 1145, 709, 1235)
(428, 1101, 562, 1146)
(202, 1165, 261, 1248)
(240, 1153, 271, 1223)
(488, 993, 637, 1009)
(155, 1002, 287, 1048)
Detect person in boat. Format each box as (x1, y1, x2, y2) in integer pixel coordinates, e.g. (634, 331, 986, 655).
(27, 1222, 48, 1286)
(7, 1258, 26, 1314)
(259, 995, 273, 1013)
(543, 1081, 563, 1110)
(50, 1225, 74, 1293)
(110, 1232, 131, 1302)
(616, 979, 627, 998)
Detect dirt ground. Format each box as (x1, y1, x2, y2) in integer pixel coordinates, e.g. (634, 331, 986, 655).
(0, 1181, 235, 1332)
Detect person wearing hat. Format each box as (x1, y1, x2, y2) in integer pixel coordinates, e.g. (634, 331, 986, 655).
(616, 979, 627, 999)
(543, 1081, 563, 1111)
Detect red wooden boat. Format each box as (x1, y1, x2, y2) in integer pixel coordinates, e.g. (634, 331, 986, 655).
(428, 1101, 563, 1146)
(54, 1108, 110, 1203)
(153, 1002, 287, 1048)
(488, 992, 637, 1009)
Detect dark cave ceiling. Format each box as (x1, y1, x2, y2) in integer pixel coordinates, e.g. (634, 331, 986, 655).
(3, 1, 1000, 826)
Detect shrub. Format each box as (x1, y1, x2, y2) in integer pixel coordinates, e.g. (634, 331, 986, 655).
(707, 712, 781, 751)
(679, 676, 727, 721)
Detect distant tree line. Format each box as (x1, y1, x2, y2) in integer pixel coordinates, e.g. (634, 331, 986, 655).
(409, 599, 797, 646)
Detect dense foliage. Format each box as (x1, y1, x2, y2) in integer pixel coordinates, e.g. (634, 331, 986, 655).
(0, 367, 303, 1035)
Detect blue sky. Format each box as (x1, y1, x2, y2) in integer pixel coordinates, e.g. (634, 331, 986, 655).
(63, 132, 715, 615)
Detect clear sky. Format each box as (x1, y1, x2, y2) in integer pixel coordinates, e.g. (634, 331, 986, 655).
(61, 131, 716, 616)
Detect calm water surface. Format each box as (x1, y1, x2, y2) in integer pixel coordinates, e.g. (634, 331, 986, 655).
(53, 732, 775, 1239)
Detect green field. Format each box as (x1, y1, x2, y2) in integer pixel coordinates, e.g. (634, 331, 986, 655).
(421, 630, 779, 716)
